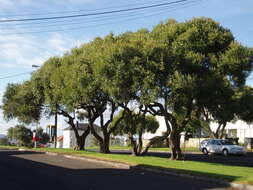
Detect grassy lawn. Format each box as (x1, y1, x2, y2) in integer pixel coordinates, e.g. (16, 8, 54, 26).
(85, 146, 200, 152)
(0, 145, 20, 149)
(32, 147, 253, 185)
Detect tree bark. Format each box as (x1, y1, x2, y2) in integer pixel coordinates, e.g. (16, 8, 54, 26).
(140, 133, 170, 155)
(129, 134, 138, 156)
(74, 126, 90, 150)
(99, 133, 110, 153)
(170, 130, 182, 160)
(137, 131, 143, 155)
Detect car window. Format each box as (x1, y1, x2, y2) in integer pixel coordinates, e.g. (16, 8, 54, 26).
(220, 140, 234, 145)
(213, 140, 221, 145)
(201, 140, 207, 145)
(208, 140, 215, 145)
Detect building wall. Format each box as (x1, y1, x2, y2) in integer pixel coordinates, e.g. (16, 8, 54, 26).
(63, 131, 71, 148)
(57, 141, 63, 148)
(144, 116, 253, 145)
(210, 121, 253, 143)
(143, 116, 167, 140)
(63, 130, 103, 148)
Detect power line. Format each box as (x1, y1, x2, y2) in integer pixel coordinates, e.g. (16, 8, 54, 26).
(0, 72, 32, 80)
(0, 3, 188, 30)
(0, 6, 177, 30)
(0, 0, 201, 35)
(0, 0, 175, 18)
(0, 0, 189, 23)
(1, 0, 198, 30)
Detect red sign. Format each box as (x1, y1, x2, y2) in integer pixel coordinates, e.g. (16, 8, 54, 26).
(32, 132, 39, 142)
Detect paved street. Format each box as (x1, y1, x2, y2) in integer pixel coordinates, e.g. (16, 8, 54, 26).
(0, 149, 233, 190)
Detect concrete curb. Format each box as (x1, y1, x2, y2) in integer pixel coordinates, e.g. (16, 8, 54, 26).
(17, 149, 253, 190)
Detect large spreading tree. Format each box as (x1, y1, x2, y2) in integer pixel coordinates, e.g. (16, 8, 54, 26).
(2, 17, 253, 160)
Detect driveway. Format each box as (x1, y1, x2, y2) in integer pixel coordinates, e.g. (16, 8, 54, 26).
(0, 149, 233, 190)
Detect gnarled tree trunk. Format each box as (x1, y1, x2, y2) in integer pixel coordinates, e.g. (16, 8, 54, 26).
(170, 130, 182, 160)
(129, 133, 138, 156)
(74, 127, 90, 150)
(140, 133, 170, 155)
(99, 133, 110, 153)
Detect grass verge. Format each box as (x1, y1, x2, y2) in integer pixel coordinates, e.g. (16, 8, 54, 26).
(85, 146, 200, 152)
(0, 145, 21, 150)
(31, 147, 253, 185)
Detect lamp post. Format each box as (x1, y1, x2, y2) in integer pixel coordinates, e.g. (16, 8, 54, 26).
(32, 64, 58, 148)
(32, 65, 40, 68)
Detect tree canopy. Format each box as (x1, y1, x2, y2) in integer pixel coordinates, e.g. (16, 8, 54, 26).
(2, 17, 253, 159)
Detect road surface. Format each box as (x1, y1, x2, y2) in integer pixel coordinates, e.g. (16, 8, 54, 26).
(0, 149, 233, 190)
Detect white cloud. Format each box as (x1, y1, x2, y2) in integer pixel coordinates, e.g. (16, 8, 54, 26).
(0, 34, 47, 68)
(0, 32, 85, 68)
(48, 33, 69, 52)
(0, 32, 88, 134)
(0, 0, 12, 7)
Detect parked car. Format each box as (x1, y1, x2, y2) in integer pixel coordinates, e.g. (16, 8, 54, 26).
(200, 139, 246, 156)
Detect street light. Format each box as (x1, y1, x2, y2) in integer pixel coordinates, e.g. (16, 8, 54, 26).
(32, 65, 40, 68)
(31, 64, 58, 148)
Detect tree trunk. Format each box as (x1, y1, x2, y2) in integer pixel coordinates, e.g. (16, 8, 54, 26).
(99, 134, 110, 153)
(75, 137, 84, 150)
(74, 127, 90, 150)
(170, 130, 182, 160)
(219, 123, 227, 139)
(129, 134, 138, 156)
(141, 132, 170, 155)
(137, 131, 143, 155)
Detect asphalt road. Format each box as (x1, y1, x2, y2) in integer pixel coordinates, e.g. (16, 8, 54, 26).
(0, 149, 233, 190)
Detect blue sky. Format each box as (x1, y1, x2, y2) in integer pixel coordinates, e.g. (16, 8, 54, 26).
(0, 0, 253, 134)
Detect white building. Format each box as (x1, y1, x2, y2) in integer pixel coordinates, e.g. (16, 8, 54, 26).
(63, 123, 102, 148)
(144, 117, 253, 145)
(57, 135, 63, 148)
(143, 116, 168, 140)
(211, 121, 253, 143)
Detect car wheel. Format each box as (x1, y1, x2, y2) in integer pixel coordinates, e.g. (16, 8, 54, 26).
(202, 148, 208, 155)
(222, 149, 229, 156)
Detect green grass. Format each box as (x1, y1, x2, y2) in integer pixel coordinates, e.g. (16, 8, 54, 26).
(85, 146, 200, 152)
(0, 145, 21, 149)
(33, 147, 253, 185)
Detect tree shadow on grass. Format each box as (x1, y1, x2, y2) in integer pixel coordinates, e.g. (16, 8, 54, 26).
(108, 149, 253, 167)
(0, 150, 232, 190)
(147, 151, 253, 167)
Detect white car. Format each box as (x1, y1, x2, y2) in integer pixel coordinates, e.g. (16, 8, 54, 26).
(200, 139, 246, 156)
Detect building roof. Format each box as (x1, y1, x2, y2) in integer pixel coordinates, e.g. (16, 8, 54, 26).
(63, 123, 100, 131)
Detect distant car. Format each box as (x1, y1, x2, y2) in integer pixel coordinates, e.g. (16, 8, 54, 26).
(200, 139, 246, 156)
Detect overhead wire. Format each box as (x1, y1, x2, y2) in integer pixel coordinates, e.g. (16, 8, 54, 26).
(0, 0, 202, 35)
(0, 1, 194, 30)
(0, 0, 179, 18)
(0, 72, 33, 80)
(0, 0, 199, 28)
(0, 0, 202, 80)
(0, 0, 191, 23)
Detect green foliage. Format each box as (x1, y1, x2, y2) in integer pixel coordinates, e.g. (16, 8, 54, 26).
(36, 127, 50, 144)
(2, 17, 253, 156)
(112, 110, 159, 136)
(2, 81, 44, 124)
(0, 137, 9, 146)
(7, 125, 33, 147)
